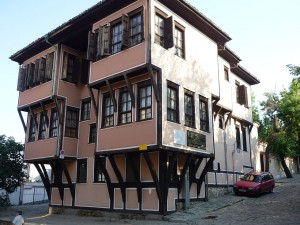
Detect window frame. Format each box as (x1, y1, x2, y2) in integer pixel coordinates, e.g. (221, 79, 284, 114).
(224, 66, 229, 81)
(111, 21, 123, 54)
(118, 87, 132, 125)
(174, 24, 185, 59)
(129, 10, 143, 47)
(236, 126, 241, 149)
(77, 159, 87, 183)
(89, 123, 97, 143)
(242, 127, 247, 151)
(94, 156, 106, 183)
(199, 96, 209, 132)
(137, 80, 152, 121)
(235, 81, 241, 104)
(49, 109, 58, 138)
(38, 111, 47, 140)
(167, 81, 180, 123)
(65, 107, 79, 138)
(184, 89, 195, 128)
(154, 13, 165, 47)
(28, 115, 36, 142)
(102, 92, 115, 128)
(62, 52, 79, 84)
(81, 98, 91, 121)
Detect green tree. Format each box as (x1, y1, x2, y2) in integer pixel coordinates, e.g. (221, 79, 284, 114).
(278, 78, 300, 172)
(0, 135, 27, 194)
(260, 92, 281, 172)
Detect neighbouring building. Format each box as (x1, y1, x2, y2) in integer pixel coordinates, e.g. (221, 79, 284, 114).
(10, 0, 260, 215)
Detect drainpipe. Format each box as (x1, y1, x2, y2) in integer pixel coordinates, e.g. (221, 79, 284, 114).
(44, 34, 62, 156)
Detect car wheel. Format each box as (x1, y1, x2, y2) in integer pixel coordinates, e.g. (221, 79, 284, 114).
(255, 189, 261, 198)
(269, 186, 274, 193)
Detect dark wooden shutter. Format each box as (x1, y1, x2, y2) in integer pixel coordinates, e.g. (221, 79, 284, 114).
(165, 16, 174, 49)
(96, 26, 103, 60)
(38, 57, 46, 83)
(62, 52, 69, 80)
(81, 59, 89, 85)
(122, 14, 129, 49)
(87, 31, 97, 61)
(24, 66, 30, 89)
(28, 63, 35, 88)
(45, 52, 54, 81)
(17, 66, 25, 91)
(102, 25, 111, 56)
(73, 57, 81, 84)
(33, 59, 40, 86)
(240, 85, 248, 107)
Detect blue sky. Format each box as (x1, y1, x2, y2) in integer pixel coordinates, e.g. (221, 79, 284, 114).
(1, 0, 299, 143)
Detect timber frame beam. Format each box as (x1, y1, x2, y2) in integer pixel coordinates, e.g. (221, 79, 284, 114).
(17, 109, 27, 132)
(87, 84, 99, 116)
(39, 101, 49, 127)
(197, 157, 215, 196)
(124, 73, 135, 108)
(147, 64, 160, 103)
(105, 79, 117, 112)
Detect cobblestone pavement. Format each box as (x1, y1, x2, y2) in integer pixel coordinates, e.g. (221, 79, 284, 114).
(1, 174, 300, 225)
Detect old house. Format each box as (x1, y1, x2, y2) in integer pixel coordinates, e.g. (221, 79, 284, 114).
(10, 0, 259, 215)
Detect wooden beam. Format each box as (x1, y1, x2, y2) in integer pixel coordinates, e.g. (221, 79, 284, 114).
(88, 85, 98, 116)
(58, 159, 75, 206)
(105, 80, 117, 112)
(97, 156, 114, 210)
(142, 152, 162, 203)
(190, 158, 203, 189)
(225, 112, 232, 128)
(29, 106, 38, 129)
(17, 109, 27, 132)
(108, 155, 126, 207)
(39, 102, 49, 127)
(124, 74, 135, 108)
(197, 157, 214, 196)
(34, 163, 51, 200)
(178, 154, 193, 194)
(213, 106, 222, 121)
(164, 152, 178, 208)
(125, 153, 142, 205)
(147, 64, 160, 102)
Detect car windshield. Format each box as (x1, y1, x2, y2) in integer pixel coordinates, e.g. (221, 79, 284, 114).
(241, 174, 261, 182)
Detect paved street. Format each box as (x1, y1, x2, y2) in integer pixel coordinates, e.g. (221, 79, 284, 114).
(1, 174, 300, 225)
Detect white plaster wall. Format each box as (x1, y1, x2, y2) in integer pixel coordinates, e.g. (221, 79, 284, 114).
(152, 1, 218, 154)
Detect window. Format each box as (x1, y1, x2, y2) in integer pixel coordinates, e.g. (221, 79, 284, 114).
(154, 13, 173, 49)
(174, 26, 184, 58)
(77, 159, 87, 183)
(235, 81, 241, 104)
(62, 52, 79, 83)
(94, 156, 106, 183)
(184, 90, 195, 128)
(137, 81, 152, 121)
(81, 98, 91, 121)
(49, 109, 58, 138)
(38, 112, 47, 140)
(199, 96, 209, 132)
(112, 22, 123, 54)
(130, 12, 143, 46)
(102, 93, 114, 128)
(242, 127, 247, 151)
(235, 81, 248, 107)
(65, 107, 79, 138)
(17, 53, 52, 92)
(155, 14, 165, 47)
(219, 114, 224, 129)
(224, 66, 229, 81)
(126, 153, 140, 182)
(118, 87, 132, 125)
(28, 115, 36, 142)
(236, 126, 241, 149)
(167, 81, 179, 123)
(89, 123, 97, 143)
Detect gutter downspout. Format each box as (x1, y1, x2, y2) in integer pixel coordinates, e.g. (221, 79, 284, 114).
(44, 34, 61, 157)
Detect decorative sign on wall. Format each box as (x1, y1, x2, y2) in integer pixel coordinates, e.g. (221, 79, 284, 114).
(174, 130, 186, 145)
(187, 130, 206, 150)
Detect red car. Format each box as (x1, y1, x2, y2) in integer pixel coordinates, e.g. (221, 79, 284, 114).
(233, 172, 275, 197)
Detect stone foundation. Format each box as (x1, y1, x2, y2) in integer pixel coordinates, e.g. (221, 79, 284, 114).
(208, 186, 232, 199)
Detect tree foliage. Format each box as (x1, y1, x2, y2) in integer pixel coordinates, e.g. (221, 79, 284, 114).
(258, 65, 300, 177)
(0, 135, 27, 194)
